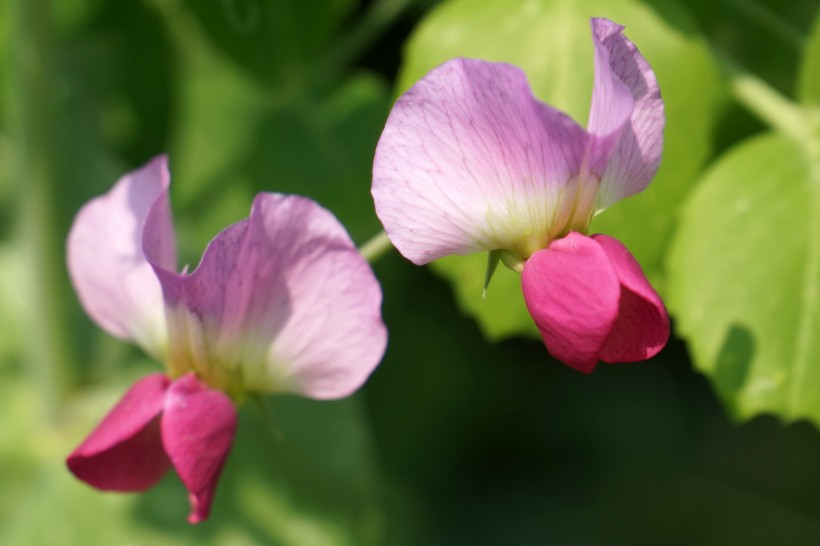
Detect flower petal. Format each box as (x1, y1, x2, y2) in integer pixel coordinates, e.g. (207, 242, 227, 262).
(161, 373, 237, 524)
(67, 373, 171, 491)
(66, 156, 175, 358)
(373, 58, 589, 264)
(521, 232, 620, 373)
(585, 20, 634, 175)
(588, 18, 664, 209)
(248, 195, 388, 398)
(592, 234, 669, 362)
(145, 194, 387, 399)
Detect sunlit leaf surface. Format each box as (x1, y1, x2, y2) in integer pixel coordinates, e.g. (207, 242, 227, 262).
(669, 133, 820, 422)
(669, 10, 820, 425)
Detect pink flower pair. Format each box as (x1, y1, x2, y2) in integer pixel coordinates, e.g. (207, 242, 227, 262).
(66, 16, 669, 523)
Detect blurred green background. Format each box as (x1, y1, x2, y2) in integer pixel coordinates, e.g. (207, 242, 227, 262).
(3, 0, 820, 544)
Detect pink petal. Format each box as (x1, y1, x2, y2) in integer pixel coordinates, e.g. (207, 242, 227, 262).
(161, 373, 237, 524)
(66, 156, 176, 358)
(588, 18, 664, 208)
(246, 195, 388, 398)
(584, 20, 634, 175)
(592, 234, 669, 362)
(521, 232, 621, 373)
(146, 194, 387, 399)
(67, 373, 171, 491)
(373, 58, 589, 264)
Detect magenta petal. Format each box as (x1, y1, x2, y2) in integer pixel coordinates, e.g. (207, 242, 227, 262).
(521, 232, 621, 373)
(67, 374, 171, 491)
(593, 234, 669, 362)
(588, 18, 664, 208)
(161, 373, 237, 524)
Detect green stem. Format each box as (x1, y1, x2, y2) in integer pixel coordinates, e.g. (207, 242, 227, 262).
(11, 0, 71, 421)
(721, 0, 806, 51)
(250, 393, 283, 441)
(358, 231, 394, 263)
(719, 53, 810, 143)
(313, 0, 416, 85)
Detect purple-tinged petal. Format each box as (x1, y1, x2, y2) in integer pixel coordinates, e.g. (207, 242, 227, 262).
(521, 232, 620, 373)
(373, 58, 590, 264)
(139, 159, 178, 274)
(593, 234, 669, 362)
(161, 373, 237, 524)
(67, 156, 176, 358)
(67, 373, 171, 491)
(588, 18, 664, 208)
(145, 194, 387, 399)
(244, 195, 388, 398)
(584, 20, 634, 175)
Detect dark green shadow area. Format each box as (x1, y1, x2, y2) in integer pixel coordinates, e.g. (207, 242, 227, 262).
(366, 253, 820, 545)
(712, 323, 755, 416)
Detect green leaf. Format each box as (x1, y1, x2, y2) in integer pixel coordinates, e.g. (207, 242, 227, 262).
(398, 0, 722, 340)
(668, 133, 820, 422)
(483, 250, 501, 296)
(798, 10, 820, 106)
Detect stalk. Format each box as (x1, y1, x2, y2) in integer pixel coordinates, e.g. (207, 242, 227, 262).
(11, 0, 72, 421)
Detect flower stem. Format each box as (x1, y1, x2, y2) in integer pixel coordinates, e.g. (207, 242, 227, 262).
(721, 0, 806, 51)
(719, 53, 810, 143)
(359, 231, 394, 263)
(312, 0, 416, 85)
(250, 393, 283, 441)
(11, 0, 72, 421)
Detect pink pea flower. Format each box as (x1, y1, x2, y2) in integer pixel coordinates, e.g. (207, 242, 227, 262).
(66, 156, 387, 522)
(372, 18, 668, 373)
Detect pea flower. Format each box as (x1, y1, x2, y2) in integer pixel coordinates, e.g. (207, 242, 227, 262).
(372, 18, 668, 372)
(66, 156, 387, 522)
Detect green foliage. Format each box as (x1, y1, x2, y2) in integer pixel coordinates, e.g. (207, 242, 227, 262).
(372, 254, 820, 545)
(5, 0, 820, 543)
(398, 0, 723, 340)
(181, 0, 357, 85)
(668, 134, 818, 420)
(669, 9, 820, 424)
(156, 1, 390, 260)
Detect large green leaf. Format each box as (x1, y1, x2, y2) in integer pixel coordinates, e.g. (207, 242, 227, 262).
(668, 8, 820, 424)
(396, 0, 722, 340)
(668, 133, 820, 422)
